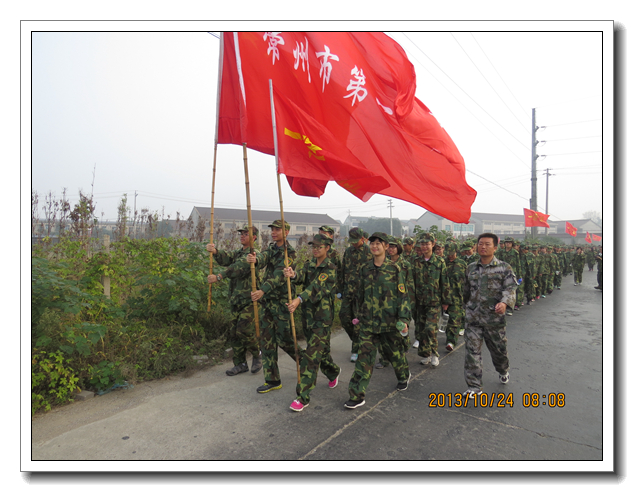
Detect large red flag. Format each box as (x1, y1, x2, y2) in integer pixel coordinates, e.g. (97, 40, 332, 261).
(524, 208, 550, 228)
(585, 231, 592, 243)
(565, 221, 578, 236)
(217, 32, 476, 223)
(592, 234, 602, 241)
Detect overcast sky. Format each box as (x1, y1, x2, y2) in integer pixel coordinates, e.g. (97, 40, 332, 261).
(29, 24, 608, 227)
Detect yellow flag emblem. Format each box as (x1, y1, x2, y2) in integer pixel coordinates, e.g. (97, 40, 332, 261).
(284, 128, 326, 161)
(318, 273, 329, 282)
(398, 284, 406, 293)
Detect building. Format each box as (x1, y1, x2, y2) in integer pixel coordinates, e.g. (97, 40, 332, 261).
(189, 207, 341, 246)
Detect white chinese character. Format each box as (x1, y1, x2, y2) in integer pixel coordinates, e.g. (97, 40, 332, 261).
(315, 45, 339, 93)
(263, 32, 285, 65)
(344, 65, 367, 106)
(293, 37, 311, 83)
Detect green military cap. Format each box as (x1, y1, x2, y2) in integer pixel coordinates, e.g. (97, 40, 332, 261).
(445, 243, 458, 254)
(308, 234, 333, 246)
(403, 237, 415, 246)
(237, 224, 259, 237)
(319, 225, 335, 235)
(530, 244, 538, 250)
(268, 219, 290, 231)
(460, 241, 472, 251)
(348, 227, 364, 243)
(504, 236, 515, 243)
(362, 229, 369, 239)
(388, 237, 403, 255)
(417, 232, 435, 243)
(368, 231, 390, 243)
(387, 235, 397, 245)
(434, 242, 444, 249)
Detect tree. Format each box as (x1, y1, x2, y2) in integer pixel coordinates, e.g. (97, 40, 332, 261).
(361, 217, 403, 236)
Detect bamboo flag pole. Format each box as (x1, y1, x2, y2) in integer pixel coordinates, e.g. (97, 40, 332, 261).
(207, 32, 225, 312)
(269, 79, 301, 384)
(242, 143, 260, 338)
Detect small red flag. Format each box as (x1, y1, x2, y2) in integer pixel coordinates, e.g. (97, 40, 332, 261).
(592, 234, 602, 241)
(218, 32, 476, 223)
(565, 222, 578, 237)
(524, 208, 550, 228)
(585, 232, 592, 243)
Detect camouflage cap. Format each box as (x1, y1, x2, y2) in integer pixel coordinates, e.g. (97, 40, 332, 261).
(362, 229, 370, 239)
(504, 236, 515, 243)
(308, 234, 333, 246)
(445, 243, 458, 254)
(319, 225, 335, 235)
(368, 231, 390, 243)
(417, 232, 435, 244)
(460, 241, 472, 251)
(268, 219, 290, 231)
(403, 237, 415, 246)
(434, 242, 444, 249)
(237, 225, 259, 237)
(530, 244, 538, 250)
(348, 227, 364, 243)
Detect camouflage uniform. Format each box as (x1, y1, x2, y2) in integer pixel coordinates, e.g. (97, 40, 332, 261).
(572, 250, 586, 284)
(348, 232, 411, 403)
(412, 233, 450, 359)
(521, 244, 536, 303)
(463, 255, 517, 392)
(587, 249, 597, 271)
(402, 237, 415, 263)
(213, 242, 262, 369)
(536, 248, 549, 297)
(253, 223, 303, 387)
(444, 243, 467, 347)
(291, 235, 340, 405)
(553, 247, 564, 289)
(546, 247, 558, 293)
(339, 227, 373, 356)
(595, 252, 603, 289)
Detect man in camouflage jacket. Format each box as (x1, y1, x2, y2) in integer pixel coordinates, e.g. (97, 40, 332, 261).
(462, 233, 517, 397)
(444, 242, 467, 350)
(339, 227, 373, 361)
(284, 234, 340, 411)
(247, 220, 304, 394)
(207, 225, 262, 376)
(521, 243, 536, 304)
(345, 232, 411, 409)
(412, 232, 450, 366)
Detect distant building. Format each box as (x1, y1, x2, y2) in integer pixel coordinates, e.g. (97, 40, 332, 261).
(189, 207, 341, 247)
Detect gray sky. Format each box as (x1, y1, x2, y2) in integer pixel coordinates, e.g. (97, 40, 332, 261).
(30, 24, 608, 226)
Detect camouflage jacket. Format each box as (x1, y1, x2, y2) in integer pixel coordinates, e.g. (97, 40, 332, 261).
(292, 257, 337, 327)
(536, 253, 549, 275)
(393, 256, 415, 308)
(572, 253, 586, 269)
(445, 256, 468, 305)
(596, 254, 603, 273)
(339, 243, 373, 297)
(549, 253, 561, 273)
(498, 248, 522, 278)
(555, 252, 567, 272)
(214, 247, 260, 308)
(463, 256, 518, 324)
(412, 253, 450, 306)
(356, 259, 410, 334)
(521, 252, 535, 280)
(254, 242, 296, 302)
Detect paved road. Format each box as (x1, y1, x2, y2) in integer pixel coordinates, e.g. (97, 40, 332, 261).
(30, 274, 604, 468)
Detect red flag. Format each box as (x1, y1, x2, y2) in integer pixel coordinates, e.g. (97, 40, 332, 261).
(586, 231, 592, 243)
(524, 208, 550, 228)
(565, 221, 578, 236)
(592, 234, 602, 241)
(217, 32, 476, 223)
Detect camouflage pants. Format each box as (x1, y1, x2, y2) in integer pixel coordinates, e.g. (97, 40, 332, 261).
(296, 322, 340, 404)
(538, 275, 548, 296)
(554, 271, 563, 288)
(515, 282, 524, 307)
(524, 277, 535, 301)
(260, 299, 304, 384)
(574, 268, 584, 284)
(348, 330, 410, 402)
(229, 302, 262, 366)
(416, 303, 441, 357)
(339, 295, 360, 354)
(446, 303, 464, 346)
(464, 321, 509, 391)
(546, 274, 554, 293)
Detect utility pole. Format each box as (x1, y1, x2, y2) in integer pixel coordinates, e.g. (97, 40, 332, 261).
(543, 168, 555, 235)
(530, 108, 539, 239)
(387, 199, 394, 235)
(134, 190, 138, 239)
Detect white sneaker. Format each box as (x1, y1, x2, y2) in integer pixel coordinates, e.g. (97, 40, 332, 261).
(458, 329, 465, 336)
(431, 355, 439, 367)
(499, 372, 510, 384)
(420, 356, 431, 365)
(350, 353, 358, 362)
(463, 389, 483, 399)
(412, 340, 420, 348)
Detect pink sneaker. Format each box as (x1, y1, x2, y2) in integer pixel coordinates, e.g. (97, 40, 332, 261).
(328, 368, 341, 389)
(290, 399, 308, 412)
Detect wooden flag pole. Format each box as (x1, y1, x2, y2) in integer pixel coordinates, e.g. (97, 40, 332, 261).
(269, 79, 301, 384)
(242, 143, 260, 338)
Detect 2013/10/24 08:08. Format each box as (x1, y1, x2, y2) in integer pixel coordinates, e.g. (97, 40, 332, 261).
(428, 393, 566, 408)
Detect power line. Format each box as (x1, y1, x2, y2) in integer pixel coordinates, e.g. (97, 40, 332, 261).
(541, 118, 602, 128)
(540, 135, 602, 142)
(540, 151, 602, 157)
(466, 169, 529, 201)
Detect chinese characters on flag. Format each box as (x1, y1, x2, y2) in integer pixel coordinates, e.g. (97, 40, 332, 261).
(565, 221, 578, 236)
(217, 32, 476, 223)
(523, 208, 550, 228)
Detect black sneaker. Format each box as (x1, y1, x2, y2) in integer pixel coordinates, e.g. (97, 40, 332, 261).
(250, 355, 263, 374)
(396, 373, 411, 391)
(344, 399, 366, 409)
(257, 382, 282, 393)
(226, 362, 249, 376)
